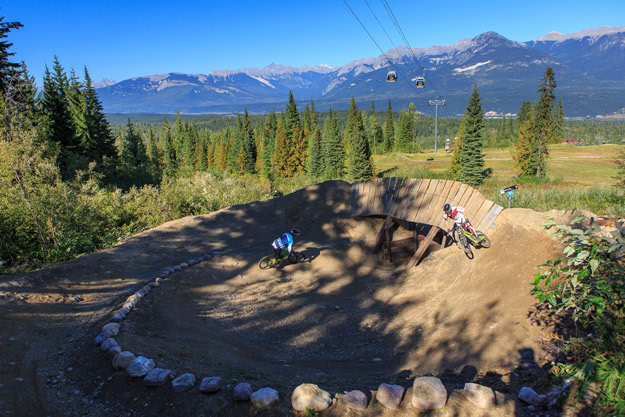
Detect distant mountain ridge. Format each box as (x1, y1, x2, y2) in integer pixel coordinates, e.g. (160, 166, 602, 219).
(97, 26, 625, 116)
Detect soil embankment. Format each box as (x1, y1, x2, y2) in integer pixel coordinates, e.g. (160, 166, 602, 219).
(0, 181, 569, 416)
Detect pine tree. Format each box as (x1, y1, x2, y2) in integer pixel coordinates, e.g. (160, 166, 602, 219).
(347, 99, 374, 181)
(160, 118, 176, 176)
(41, 57, 78, 179)
(273, 116, 295, 177)
(551, 98, 564, 144)
(241, 108, 256, 174)
(512, 119, 539, 177)
(0, 16, 23, 93)
(117, 119, 150, 188)
(518, 100, 532, 125)
(261, 110, 277, 178)
(369, 101, 381, 154)
(383, 99, 395, 152)
(285, 91, 300, 140)
(322, 110, 345, 179)
(616, 149, 625, 187)
(458, 85, 486, 186)
(291, 124, 308, 174)
(450, 119, 465, 180)
(146, 129, 162, 182)
(83, 67, 115, 169)
(66, 69, 90, 156)
(396, 109, 415, 151)
(308, 126, 323, 177)
(530, 67, 557, 175)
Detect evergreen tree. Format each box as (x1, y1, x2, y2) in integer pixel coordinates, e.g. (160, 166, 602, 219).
(347, 98, 374, 181)
(369, 101, 381, 154)
(66, 69, 90, 156)
(117, 119, 150, 188)
(308, 126, 323, 177)
(160, 118, 176, 176)
(322, 110, 345, 178)
(41, 57, 78, 179)
(261, 110, 277, 178)
(396, 109, 415, 151)
(172, 112, 186, 163)
(616, 149, 625, 187)
(512, 119, 540, 177)
(383, 99, 395, 152)
(291, 124, 308, 174)
(284, 91, 300, 140)
(518, 100, 532, 125)
(0, 16, 23, 93)
(552, 98, 564, 144)
(227, 122, 242, 173)
(146, 129, 162, 182)
(273, 116, 295, 177)
(529, 67, 557, 176)
(458, 85, 486, 186)
(450, 119, 465, 180)
(82, 67, 115, 169)
(241, 108, 256, 173)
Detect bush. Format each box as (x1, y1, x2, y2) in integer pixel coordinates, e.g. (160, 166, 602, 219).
(533, 217, 625, 414)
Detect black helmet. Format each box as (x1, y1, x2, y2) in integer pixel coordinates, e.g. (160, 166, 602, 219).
(290, 228, 301, 236)
(443, 203, 451, 212)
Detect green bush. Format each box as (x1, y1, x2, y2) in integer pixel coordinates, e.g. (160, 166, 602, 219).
(533, 217, 625, 414)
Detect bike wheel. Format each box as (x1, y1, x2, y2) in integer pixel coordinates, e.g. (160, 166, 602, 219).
(258, 255, 276, 269)
(458, 234, 474, 259)
(288, 252, 305, 263)
(476, 231, 491, 248)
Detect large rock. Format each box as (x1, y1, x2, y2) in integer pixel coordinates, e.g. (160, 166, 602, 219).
(199, 377, 224, 393)
(112, 351, 136, 370)
(110, 310, 125, 323)
(251, 387, 279, 410)
(101, 323, 120, 337)
(519, 387, 546, 406)
(172, 373, 195, 392)
(100, 338, 118, 353)
(94, 332, 108, 346)
(233, 382, 253, 401)
(463, 383, 495, 408)
(127, 356, 155, 377)
(377, 383, 404, 410)
(106, 345, 122, 359)
(412, 377, 447, 410)
(344, 390, 368, 411)
(144, 368, 175, 386)
(291, 384, 332, 411)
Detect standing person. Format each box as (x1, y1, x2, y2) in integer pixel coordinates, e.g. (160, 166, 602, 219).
(271, 229, 301, 261)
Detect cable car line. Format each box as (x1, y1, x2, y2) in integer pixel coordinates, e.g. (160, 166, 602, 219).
(341, 0, 421, 95)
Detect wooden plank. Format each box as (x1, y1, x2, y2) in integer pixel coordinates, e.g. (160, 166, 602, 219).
(390, 237, 416, 248)
(373, 215, 393, 252)
(407, 226, 440, 268)
(399, 179, 423, 222)
(382, 177, 397, 214)
(420, 180, 443, 225)
(371, 178, 384, 215)
(359, 181, 371, 216)
(376, 178, 386, 215)
(427, 180, 454, 226)
(404, 179, 428, 223)
(450, 183, 468, 207)
(458, 186, 475, 208)
(391, 178, 412, 218)
(410, 178, 433, 224)
(414, 179, 439, 225)
(364, 181, 374, 216)
(477, 204, 504, 232)
(465, 191, 486, 224)
(434, 181, 462, 229)
(472, 199, 494, 229)
(349, 182, 359, 216)
(388, 177, 405, 217)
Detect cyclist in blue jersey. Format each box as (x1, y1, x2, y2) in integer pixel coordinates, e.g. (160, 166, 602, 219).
(272, 229, 301, 261)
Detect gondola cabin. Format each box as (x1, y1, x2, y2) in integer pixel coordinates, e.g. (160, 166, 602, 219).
(386, 71, 397, 82)
(415, 76, 426, 88)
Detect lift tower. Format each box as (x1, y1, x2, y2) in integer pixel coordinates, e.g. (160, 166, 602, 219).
(428, 100, 446, 153)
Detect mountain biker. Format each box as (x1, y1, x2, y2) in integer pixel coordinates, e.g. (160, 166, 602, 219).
(272, 229, 301, 261)
(443, 203, 476, 236)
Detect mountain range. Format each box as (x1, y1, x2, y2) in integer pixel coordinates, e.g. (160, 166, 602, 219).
(96, 26, 625, 117)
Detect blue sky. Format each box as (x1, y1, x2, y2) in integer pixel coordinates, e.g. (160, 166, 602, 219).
(4, 0, 624, 85)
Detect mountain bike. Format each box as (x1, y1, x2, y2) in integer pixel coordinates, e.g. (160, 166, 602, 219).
(448, 222, 491, 258)
(258, 250, 306, 269)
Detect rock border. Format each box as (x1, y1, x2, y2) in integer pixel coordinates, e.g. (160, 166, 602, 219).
(93, 253, 543, 413)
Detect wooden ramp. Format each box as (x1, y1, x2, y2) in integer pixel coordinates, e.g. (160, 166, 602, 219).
(350, 178, 504, 267)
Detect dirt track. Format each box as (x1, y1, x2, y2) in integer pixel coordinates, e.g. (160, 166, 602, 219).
(0, 180, 573, 416)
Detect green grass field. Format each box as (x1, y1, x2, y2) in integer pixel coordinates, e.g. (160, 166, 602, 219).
(372, 144, 625, 216)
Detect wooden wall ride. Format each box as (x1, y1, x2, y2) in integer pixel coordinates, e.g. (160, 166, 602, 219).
(349, 178, 504, 268)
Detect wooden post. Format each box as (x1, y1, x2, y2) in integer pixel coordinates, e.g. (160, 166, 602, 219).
(407, 226, 440, 268)
(385, 224, 392, 262)
(374, 216, 393, 252)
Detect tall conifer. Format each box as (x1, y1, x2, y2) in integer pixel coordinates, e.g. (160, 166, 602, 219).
(458, 85, 486, 186)
(384, 99, 394, 152)
(322, 110, 345, 179)
(347, 98, 374, 181)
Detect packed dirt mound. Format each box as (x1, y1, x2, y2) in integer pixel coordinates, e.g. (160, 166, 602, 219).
(0, 180, 574, 416)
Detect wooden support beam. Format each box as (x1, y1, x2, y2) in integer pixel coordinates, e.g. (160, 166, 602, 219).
(373, 216, 393, 252)
(385, 223, 392, 262)
(407, 226, 440, 269)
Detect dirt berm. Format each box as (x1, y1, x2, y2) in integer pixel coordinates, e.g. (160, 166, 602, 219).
(0, 180, 574, 416)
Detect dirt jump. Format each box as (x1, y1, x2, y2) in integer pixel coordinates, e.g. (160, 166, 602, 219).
(0, 180, 577, 416)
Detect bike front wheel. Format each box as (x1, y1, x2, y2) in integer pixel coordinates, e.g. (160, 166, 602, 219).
(458, 233, 474, 259)
(475, 231, 491, 248)
(288, 252, 305, 263)
(259, 255, 276, 269)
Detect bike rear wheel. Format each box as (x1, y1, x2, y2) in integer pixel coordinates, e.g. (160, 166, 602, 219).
(288, 252, 305, 263)
(259, 255, 276, 269)
(476, 231, 491, 248)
